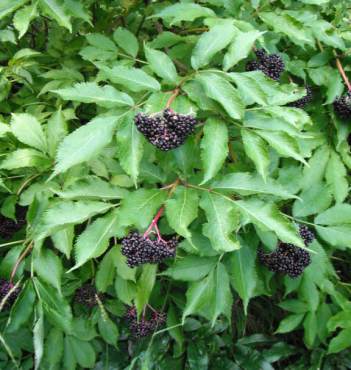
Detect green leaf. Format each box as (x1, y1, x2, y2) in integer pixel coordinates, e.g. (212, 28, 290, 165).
(197, 73, 244, 120)
(149, 3, 215, 25)
(114, 247, 136, 281)
(325, 151, 348, 204)
(257, 130, 308, 165)
(39, 0, 72, 32)
(96, 247, 118, 292)
(116, 114, 144, 186)
(144, 44, 178, 84)
(234, 198, 304, 247)
(34, 249, 63, 293)
(315, 204, 351, 225)
(34, 278, 73, 333)
(276, 314, 304, 334)
(33, 304, 44, 370)
(52, 82, 134, 108)
(51, 115, 119, 177)
(100, 65, 160, 92)
(165, 186, 199, 240)
(161, 256, 216, 281)
(35, 200, 113, 239)
(0, 149, 50, 170)
(11, 113, 47, 152)
(115, 277, 136, 305)
(0, 0, 29, 20)
(228, 237, 257, 313)
(44, 328, 63, 368)
(303, 311, 317, 348)
(113, 27, 139, 57)
(315, 225, 351, 249)
(47, 108, 68, 158)
(67, 336, 96, 368)
(13, 3, 38, 38)
(328, 329, 351, 354)
(52, 176, 128, 200)
(212, 172, 297, 199)
(135, 264, 157, 314)
(71, 210, 120, 271)
(223, 30, 264, 70)
(51, 226, 74, 259)
(200, 192, 240, 252)
(200, 118, 228, 184)
(119, 189, 167, 230)
(191, 22, 237, 69)
(98, 314, 119, 346)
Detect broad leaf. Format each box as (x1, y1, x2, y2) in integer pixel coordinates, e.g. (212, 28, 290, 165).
(39, 0, 72, 31)
(113, 27, 139, 57)
(325, 151, 348, 203)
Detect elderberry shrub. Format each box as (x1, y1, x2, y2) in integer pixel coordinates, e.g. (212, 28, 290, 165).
(0, 206, 27, 240)
(246, 49, 285, 81)
(134, 108, 197, 151)
(125, 306, 167, 338)
(74, 284, 103, 308)
(0, 279, 21, 310)
(121, 232, 178, 268)
(288, 86, 313, 109)
(333, 91, 351, 120)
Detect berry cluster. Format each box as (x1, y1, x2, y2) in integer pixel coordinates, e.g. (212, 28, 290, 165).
(246, 49, 285, 80)
(0, 206, 27, 239)
(121, 232, 177, 268)
(0, 279, 20, 310)
(333, 91, 351, 120)
(74, 284, 103, 308)
(288, 86, 313, 109)
(134, 109, 197, 151)
(125, 306, 167, 338)
(258, 225, 315, 278)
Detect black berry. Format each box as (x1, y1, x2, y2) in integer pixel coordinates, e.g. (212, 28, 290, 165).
(333, 91, 351, 120)
(134, 109, 197, 151)
(246, 49, 285, 80)
(258, 242, 311, 278)
(288, 86, 313, 108)
(0, 206, 27, 240)
(299, 225, 315, 246)
(0, 279, 20, 310)
(121, 232, 178, 268)
(74, 284, 103, 308)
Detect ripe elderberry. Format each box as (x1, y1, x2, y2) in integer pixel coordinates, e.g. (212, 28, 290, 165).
(258, 242, 311, 278)
(288, 86, 313, 109)
(74, 284, 103, 308)
(134, 109, 197, 151)
(121, 232, 177, 268)
(0, 206, 27, 240)
(0, 279, 20, 310)
(299, 224, 315, 246)
(246, 49, 285, 81)
(333, 91, 351, 120)
(125, 306, 166, 338)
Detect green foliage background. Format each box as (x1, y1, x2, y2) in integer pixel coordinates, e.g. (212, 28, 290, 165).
(0, 0, 351, 369)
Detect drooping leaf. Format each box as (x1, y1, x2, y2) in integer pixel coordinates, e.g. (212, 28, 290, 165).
(135, 264, 157, 314)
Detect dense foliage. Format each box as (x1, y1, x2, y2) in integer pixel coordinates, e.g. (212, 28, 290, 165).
(0, 0, 351, 369)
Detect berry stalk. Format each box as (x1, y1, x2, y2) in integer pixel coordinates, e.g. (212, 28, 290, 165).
(143, 207, 165, 239)
(10, 242, 33, 284)
(336, 58, 351, 92)
(165, 88, 180, 108)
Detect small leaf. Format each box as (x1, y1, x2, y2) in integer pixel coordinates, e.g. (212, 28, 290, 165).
(98, 314, 119, 346)
(200, 118, 228, 184)
(47, 108, 68, 158)
(328, 329, 351, 354)
(13, 3, 38, 38)
(325, 151, 348, 204)
(96, 247, 118, 292)
(276, 314, 304, 334)
(51, 226, 74, 259)
(39, 0, 72, 32)
(11, 113, 47, 152)
(113, 27, 139, 57)
(165, 186, 199, 240)
(144, 44, 178, 84)
(0, 0, 29, 20)
(191, 22, 237, 69)
(0, 149, 50, 170)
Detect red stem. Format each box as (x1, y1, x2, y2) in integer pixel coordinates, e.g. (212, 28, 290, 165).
(143, 207, 165, 238)
(336, 58, 351, 92)
(165, 88, 180, 108)
(10, 242, 33, 284)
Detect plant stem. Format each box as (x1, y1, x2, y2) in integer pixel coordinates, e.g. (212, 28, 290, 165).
(10, 242, 33, 284)
(165, 88, 180, 108)
(0, 239, 26, 248)
(143, 207, 165, 238)
(335, 58, 351, 91)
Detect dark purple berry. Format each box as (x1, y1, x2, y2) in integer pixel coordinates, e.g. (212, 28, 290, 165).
(0, 206, 27, 240)
(246, 49, 285, 81)
(288, 86, 313, 109)
(74, 284, 103, 308)
(0, 279, 20, 310)
(334, 91, 351, 120)
(299, 225, 315, 246)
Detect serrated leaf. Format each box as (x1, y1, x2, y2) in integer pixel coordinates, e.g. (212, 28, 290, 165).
(0, 149, 50, 170)
(96, 247, 118, 292)
(113, 27, 138, 57)
(161, 255, 216, 281)
(70, 210, 120, 271)
(325, 151, 348, 203)
(165, 186, 199, 240)
(47, 108, 68, 158)
(197, 73, 244, 120)
(241, 129, 270, 181)
(257, 130, 308, 165)
(51, 115, 119, 177)
(52, 82, 134, 108)
(11, 113, 47, 152)
(51, 226, 74, 259)
(223, 30, 263, 70)
(191, 22, 237, 69)
(39, 0, 72, 32)
(135, 264, 157, 314)
(44, 328, 63, 368)
(234, 198, 304, 247)
(228, 237, 257, 313)
(144, 44, 178, 84)
(149, 3, 215, 25)
(315, 204, 351, 225)
(116, 114, 144, 186)
(33, 304, 44, 370)
(200, 118, 228, 184)
(99, 65, 160, 92)
(212, 172, 297, 199)
(200, 192, 240, 252)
